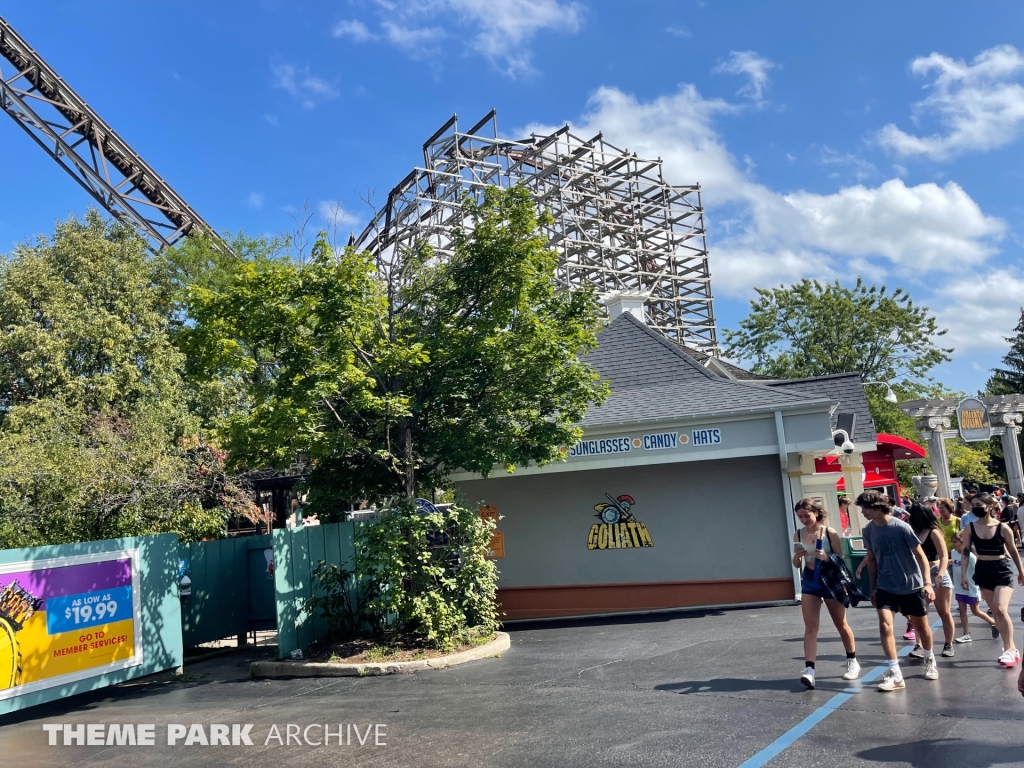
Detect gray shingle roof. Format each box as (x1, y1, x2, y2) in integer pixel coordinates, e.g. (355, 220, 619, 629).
(581, 315, 832, 426)
(583, 313, 719, 390)
(675, 344, 777, 380)
(765, 374, 878, 444)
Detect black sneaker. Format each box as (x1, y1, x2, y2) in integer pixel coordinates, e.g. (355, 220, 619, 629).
(908, 644, 925, 659)
(992, 624, 1001, 639)
(941, 643, 954, 657)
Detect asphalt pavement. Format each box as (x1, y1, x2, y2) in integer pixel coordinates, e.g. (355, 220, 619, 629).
(2, 590, 1022, 768)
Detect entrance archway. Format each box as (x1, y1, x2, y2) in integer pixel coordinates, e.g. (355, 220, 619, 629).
(898, 395, 1024, 497)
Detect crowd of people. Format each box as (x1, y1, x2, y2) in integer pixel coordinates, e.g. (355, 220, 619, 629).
(792, 490, 1024, 697)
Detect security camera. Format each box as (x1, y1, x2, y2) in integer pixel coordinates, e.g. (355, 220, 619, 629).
(832, 429, 855, 455)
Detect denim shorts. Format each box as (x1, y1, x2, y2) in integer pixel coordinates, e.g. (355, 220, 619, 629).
(931, 562, 953, 590)
(801, 568, 829, 599)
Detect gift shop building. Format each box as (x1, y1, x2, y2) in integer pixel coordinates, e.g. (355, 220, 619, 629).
(454, 303, 877, 620)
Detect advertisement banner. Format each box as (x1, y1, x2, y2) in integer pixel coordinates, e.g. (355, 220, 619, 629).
(0, 551, 142, 701)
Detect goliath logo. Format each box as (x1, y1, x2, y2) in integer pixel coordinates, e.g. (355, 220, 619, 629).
(586, 493, 654, 550)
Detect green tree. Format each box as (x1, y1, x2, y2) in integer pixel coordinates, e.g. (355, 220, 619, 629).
(0, 213, 252, 546)
(0, 212, 183, 421)
(987, 307, 1024, 395)
(164, 231, 292, 432)
(184, 186, 608, 505)
(723, 279, 951, 383)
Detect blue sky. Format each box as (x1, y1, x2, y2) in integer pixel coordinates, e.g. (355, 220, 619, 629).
(3, 1, 1024, 393)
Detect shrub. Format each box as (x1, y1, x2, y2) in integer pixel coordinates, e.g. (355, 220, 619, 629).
(304, 502, 499, 650)
(305, 561, 362, 634)
(355, 502, 498, 649)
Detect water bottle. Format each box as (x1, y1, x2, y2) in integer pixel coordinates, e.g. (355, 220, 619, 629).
(812, 537, 824, 588)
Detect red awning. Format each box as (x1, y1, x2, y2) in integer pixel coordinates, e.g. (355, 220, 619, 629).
(876, 433, 927, 460)
(837, 472, 897, 490)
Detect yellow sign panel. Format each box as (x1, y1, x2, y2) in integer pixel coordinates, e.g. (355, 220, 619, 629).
(960, 409, 987, 430)
(485, 532, 505, 559)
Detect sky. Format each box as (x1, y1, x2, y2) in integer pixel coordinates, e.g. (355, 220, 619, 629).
(2, 1, 1024, 393)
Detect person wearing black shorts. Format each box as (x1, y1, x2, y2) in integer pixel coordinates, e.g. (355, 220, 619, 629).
(857, 490, 937, 691)
(959, 497, 1024, 668)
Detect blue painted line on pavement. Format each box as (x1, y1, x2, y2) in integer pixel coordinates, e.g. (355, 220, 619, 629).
(736, 619, 943, 768)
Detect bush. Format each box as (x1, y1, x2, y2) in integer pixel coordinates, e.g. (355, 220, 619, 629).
(305, 561, 362, 634)
(303, 501, 499, 650)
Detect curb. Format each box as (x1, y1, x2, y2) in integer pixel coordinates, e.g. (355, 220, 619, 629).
(184, 644, 276, 666)
(249, 632, 511, 678)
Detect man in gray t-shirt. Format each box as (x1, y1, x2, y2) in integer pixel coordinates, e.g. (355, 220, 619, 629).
(856, 490, 936, 692)
(862, 516, 924, 594)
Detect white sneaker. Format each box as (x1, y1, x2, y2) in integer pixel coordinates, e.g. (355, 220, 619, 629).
(842, 658, 861, 680)
(998, 649, 1021, 668)
(925, 658, 939, 680)
(954, 634, 973, 644)
(877, 669, 905, 691)
(800, 666, 815, 689)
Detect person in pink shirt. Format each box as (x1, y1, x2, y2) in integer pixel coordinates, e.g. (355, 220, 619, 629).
(838, 495, 851, 535)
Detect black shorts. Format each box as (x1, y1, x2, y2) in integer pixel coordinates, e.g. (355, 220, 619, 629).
(973, 559, 1015, 591)
(875, 588, 927, 617)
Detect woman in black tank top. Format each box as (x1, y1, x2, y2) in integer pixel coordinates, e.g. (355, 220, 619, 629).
(909, 504, 955, 655)
(959, 498, 1024, 668)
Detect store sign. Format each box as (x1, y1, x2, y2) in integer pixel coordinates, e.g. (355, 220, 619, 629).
(566, 428, 723, 459)
(957, 397, 991, 442)
(0, 551, 142, 700)
(568, 436, 633, 457)
(587, 493, 654, 550)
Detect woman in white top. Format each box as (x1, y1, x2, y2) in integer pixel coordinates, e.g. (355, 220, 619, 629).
(791, 498, 859, 689)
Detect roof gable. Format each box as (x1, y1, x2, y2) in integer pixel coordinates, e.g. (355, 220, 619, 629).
(583, 313, 718, 391)
(766, 373, 877, 443)
(580, 315, 833, 426)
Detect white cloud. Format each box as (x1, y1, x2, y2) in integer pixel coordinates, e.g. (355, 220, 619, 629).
(263, 114, 279, 127)
(381, 22, 446, 55)
(338, 0, 583, 75)
(270, 61, 338, 107)
(820, 147, 876, 181)
(248, 192, 264, 209)
(877, 45, 1024, 160)
(560, 83, 1006, 298)
(934, 269, 1024, 351)
(752, 179, 1003, 271)
(449, 0, 583, 75)
(665, 26, 691, 38)
(319, 201, 362, 229)
(566, 85, 746, 200)
(713, 50, 777, 101)
(333, 19, 376, 42)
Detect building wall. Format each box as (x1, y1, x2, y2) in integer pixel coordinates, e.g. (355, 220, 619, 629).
(458, 455, 795, 619)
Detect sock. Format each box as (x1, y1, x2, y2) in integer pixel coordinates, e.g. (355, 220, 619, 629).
(887, 659, 900, 672)
(805, 661, 815, 669)
(847, 651, 857, 660)
(924, 648, 935, 661)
